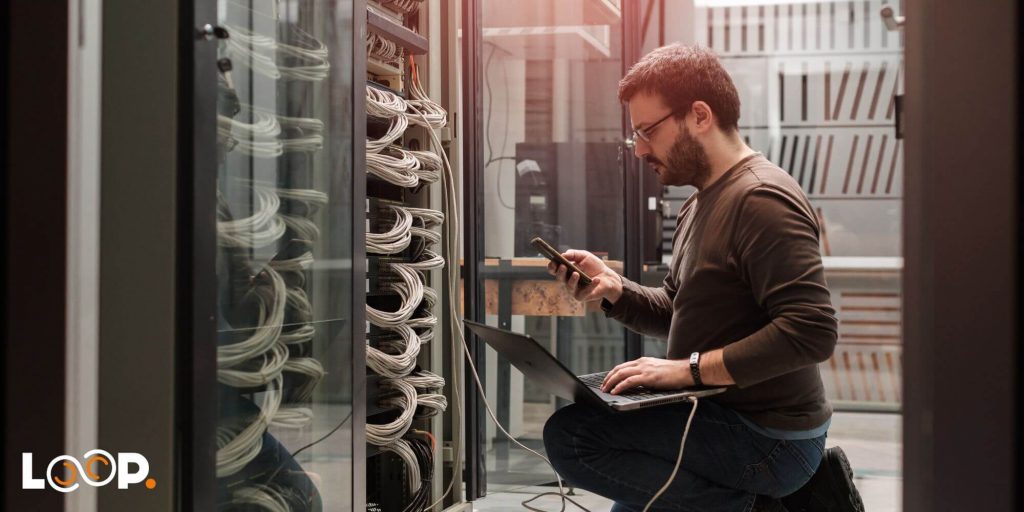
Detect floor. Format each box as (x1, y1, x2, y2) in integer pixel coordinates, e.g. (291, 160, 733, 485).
(471, 411, 902, 511)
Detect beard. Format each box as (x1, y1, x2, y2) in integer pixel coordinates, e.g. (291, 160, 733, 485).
(645, 127, 712, 188)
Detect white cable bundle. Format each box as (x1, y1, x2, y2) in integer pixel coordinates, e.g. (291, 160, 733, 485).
(367, 324, 421, 379)
(231, 485, 292, 512)
(243, 108, 324, 154)
(403, 370, 445, 391)
(403, 250, 445, 272)
(279, 323, 315, 345)
(366, 114, 409, 154)
(223, 24, 281, 79)
(381, 0, 425, 15)
(285, 287, 313, 324)
(216, 375, 283, 477)
(366, 378, 418, 446)
(367, 205, 413, 255)
(275, 34, 330, 82)
(411, 393, 447, 419)
(218, 342, 289, 388)
(366, 263, 424, 327)
(366, 85, 409, 119)
(406, 207, 445, 227)
(366, 148, 420, 188)
(409, 226, 441, 247)
(421, 284, 438, 308)
(279, 214, 321, 244)
(282, 356, 325, 401)
(268, 251, 314, 274)
(380, 438, 422, 492)
(275, 112, 326, 136)
(408, 149, 442, 184)
(367, 31, 404, 64)
(280, 133, 324, 153)
(406, 318, 436, 344)
(223, 24, 329, 82)
(275, 187, 329, 217)
(218, 267, 287, 368)
(405, 71, 447, 129)
(217, 107, 283, 154)
(217, 187, 287, 248)
(271, 406, 314, 429)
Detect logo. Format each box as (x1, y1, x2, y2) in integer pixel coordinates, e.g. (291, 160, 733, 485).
(22, 451, 156, 492)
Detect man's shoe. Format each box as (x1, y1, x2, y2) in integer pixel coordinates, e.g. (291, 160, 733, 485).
(752, 495, 788, 512)
(780, 446, 865, 512)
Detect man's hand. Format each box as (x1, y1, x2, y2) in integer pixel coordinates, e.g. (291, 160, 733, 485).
(546, 249, 624, 304)
(600, 357, 692, 395)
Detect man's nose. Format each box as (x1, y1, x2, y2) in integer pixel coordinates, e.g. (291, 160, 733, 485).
(633, 138, 650, 159)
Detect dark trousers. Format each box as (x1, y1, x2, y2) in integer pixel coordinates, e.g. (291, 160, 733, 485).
(542, 400, 824, 512)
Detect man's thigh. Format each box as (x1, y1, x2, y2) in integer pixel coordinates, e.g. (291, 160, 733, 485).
(545, 399, 777, 490)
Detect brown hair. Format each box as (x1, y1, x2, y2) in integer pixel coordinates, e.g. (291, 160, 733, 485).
(618, 44, 740, 131)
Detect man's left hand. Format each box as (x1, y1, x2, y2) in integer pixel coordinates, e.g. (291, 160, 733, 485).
(601, 357, 693, 395)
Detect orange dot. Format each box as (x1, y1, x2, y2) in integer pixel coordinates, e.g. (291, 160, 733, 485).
(145, 478, 156, 489)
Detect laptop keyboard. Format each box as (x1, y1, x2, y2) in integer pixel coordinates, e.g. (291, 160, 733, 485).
(578, 371, 668, 402)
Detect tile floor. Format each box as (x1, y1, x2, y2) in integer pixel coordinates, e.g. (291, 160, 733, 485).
(471, 411, 902, 511)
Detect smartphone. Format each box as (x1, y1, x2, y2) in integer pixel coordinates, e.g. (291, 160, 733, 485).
(530, 237, 593, 287)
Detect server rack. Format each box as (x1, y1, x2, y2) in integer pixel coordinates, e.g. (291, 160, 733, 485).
(185, 1, 459, 510)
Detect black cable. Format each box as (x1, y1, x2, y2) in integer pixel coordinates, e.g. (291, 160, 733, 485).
(290, 410, 353, 458)
(400, 437, 434, 512)
(521, 491, 593, 512)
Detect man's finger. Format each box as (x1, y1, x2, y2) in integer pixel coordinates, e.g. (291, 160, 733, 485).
(611, 375, 645, 395)
(554, 265, 567, 281)
(567, 272, 580, 294)
(563, 250, 588, 264)
(602, 366, 642, 392)
(605, 360, 642, 387)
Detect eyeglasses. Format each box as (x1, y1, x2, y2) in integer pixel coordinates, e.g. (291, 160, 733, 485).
(629, 110, 678, 145)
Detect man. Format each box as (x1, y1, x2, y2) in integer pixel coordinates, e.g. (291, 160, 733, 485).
(542, 44, 865, 512)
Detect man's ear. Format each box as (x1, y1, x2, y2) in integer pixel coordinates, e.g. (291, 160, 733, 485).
(691, 101, 713, 132)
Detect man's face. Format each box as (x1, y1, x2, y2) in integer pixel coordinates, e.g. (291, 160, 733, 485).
(628, 92, 711, 188)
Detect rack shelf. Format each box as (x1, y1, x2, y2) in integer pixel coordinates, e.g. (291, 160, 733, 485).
(367, 8, 429, 55)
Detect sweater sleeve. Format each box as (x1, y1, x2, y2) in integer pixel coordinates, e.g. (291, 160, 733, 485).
(722, 187, 838, 387)
(603, 270, 677, 340)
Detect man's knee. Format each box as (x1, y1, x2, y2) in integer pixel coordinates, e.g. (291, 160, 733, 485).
(542, 404, 592, 463)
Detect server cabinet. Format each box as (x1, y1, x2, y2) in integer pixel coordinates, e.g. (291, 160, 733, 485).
(186, 1, 458, 510)
(187, 0, 364, 509)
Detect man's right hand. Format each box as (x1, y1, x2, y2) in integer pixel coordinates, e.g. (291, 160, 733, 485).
(546, 249, 624, 305)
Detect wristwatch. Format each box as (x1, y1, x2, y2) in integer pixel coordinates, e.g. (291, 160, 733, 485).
(689, 351, 703, 387)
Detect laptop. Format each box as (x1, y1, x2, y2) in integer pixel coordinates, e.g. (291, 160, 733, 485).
(464, 320, 726, 412)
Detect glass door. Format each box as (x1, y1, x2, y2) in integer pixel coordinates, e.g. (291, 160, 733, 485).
(469, 0, 631, 493)
(203, 0, 358, 509)
(639, 0, 903, 506)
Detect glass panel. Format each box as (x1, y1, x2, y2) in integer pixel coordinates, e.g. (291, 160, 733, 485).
(477, 0, 628, 490)
(641, 0, 902, 507)
(213, 0, 354, 509)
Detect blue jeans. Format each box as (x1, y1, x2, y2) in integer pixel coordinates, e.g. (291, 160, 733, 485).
(543, 400, 825, 512)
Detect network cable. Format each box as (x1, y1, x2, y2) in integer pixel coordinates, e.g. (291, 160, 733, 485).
(217, 187, 287, 248)
(367, 324, 422, 379)
(366, 377, 418, 446)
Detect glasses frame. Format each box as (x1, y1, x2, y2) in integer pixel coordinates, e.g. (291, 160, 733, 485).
(630, 109, 680, 145)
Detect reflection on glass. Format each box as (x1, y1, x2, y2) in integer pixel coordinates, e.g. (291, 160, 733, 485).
(478, 0, 627, 489)
(214, 0, 353, 510)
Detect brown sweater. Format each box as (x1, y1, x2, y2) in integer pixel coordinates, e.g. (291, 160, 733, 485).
(606, 153, 837, 430)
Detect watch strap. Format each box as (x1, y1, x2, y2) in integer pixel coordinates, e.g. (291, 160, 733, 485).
(689, 351, 703, 387)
